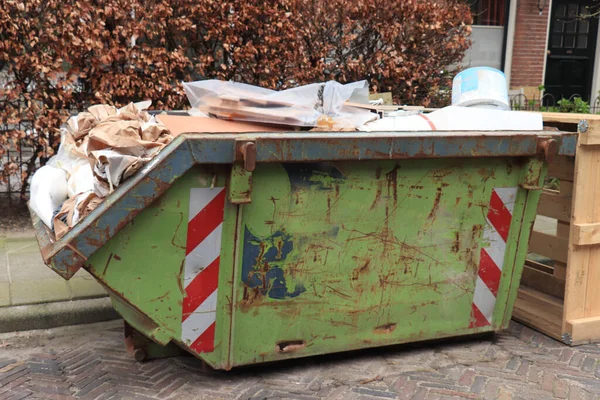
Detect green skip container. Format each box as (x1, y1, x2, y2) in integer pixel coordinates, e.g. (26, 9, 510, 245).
(30, 121, 576, 370)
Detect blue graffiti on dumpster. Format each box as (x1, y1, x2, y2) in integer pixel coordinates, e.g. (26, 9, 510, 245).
(241, 227, 306, 299)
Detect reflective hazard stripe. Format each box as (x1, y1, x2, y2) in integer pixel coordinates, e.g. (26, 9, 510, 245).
(470, 187, 518, 328)
(181, 187, 225, 353)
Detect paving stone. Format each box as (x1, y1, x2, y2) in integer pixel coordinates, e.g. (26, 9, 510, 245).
(8, 251, 57, 281)
(0, 282, 10, 306)
(570, 352, 586, 368)
(582, 357, 597, 373)
(67, 278, 107, 299)
(0, 244, 8, 284)
(10, 279, 70, 305)
(5, 237, 39, 253)
(471, 376, 486, 394)
(554, 379, 570, 399)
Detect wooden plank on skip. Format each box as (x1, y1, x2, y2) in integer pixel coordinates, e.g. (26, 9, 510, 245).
(368, 92, 393, 105)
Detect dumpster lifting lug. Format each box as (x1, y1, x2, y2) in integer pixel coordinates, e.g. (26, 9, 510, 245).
(519, 137, 557, 190)
(519, 153, 547, 191)
(229, 140, 256, 204)
(536, 137, 558, 164)
(236, 141, 256, 172)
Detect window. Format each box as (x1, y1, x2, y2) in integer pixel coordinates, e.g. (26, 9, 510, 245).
(551, 3, 594, 50)
(470, 0, 507, 26)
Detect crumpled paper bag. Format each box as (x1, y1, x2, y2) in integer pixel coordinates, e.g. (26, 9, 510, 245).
(53, 191, 104, 239)
(91, 149, 151, 196)
(87, 120, 165, 157)
(38, 100, 173, 236)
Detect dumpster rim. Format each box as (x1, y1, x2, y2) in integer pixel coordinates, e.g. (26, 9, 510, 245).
(30, 130, 577, 279)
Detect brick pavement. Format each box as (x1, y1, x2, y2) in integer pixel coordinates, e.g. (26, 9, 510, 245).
(1, 320, 600, 399)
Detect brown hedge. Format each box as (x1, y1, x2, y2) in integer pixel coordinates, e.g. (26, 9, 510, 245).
(0, 0, 472, 200)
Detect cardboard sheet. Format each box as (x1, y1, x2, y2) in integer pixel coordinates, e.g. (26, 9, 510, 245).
(156, 115, 285, 136)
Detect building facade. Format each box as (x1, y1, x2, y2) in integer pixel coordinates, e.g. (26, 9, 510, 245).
(466, 0, 600, 106)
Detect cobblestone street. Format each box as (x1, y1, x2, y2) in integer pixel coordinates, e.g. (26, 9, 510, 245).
(1, 320, 600, 400)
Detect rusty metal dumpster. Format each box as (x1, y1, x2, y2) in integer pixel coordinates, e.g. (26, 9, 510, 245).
(30, 127, 577, 370)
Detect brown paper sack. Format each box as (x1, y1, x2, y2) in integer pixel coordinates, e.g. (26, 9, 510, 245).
(87, 120, 164, 157)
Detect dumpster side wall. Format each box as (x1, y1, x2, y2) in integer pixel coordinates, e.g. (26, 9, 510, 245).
(81, 156, 544, 370)
(85, 165, 238, 369)
(228, 158, 537, 367)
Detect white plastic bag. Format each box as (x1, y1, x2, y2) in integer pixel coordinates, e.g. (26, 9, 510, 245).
(47, 130, 87, 174)
(66, 160, 94, 198)
(183, 79, 377, 128)
(30, 166, 68, 229)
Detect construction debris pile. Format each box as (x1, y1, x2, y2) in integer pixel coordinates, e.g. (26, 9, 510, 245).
(30, 70, 543, 238)
(182, 80, 377, 129)
(30, 101, 173, 239)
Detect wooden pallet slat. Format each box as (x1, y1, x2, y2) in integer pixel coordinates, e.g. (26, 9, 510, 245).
(528, 231, 569, 264)
(520, 265, 565, 299)
(537, 192, 572, 222)
(547, 156, 575, 181)
(524, 259, 554, 274)
(513, 287, 564, 341)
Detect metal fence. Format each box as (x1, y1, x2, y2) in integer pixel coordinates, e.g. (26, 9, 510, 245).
(0, 98, 86, 206)
(0, 106, 53, 207)
(2, 94, 599, 205)
(509, 93, 600, 114)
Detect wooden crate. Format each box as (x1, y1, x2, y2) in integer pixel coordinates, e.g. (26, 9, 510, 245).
(513, 112, 600, 345)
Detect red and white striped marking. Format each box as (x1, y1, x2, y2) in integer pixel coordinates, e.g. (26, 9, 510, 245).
(470, 187, 518, 328)
(181, 187, 226, 353)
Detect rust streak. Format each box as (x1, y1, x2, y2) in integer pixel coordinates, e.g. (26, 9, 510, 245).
(383, 170, 430, 223)
(427, 188, 443, 220)
(352, 260, 371, 280)
(171, 212, 186, 250)
(177, 258, 186, 297)
(385, 165, 399, 203)
(325, 285, 351, 299)
(149, 291, 171, 302)
(451, 231, 460, 253)
(102, 253, 114, 277)
(370, 182, 383, 210)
